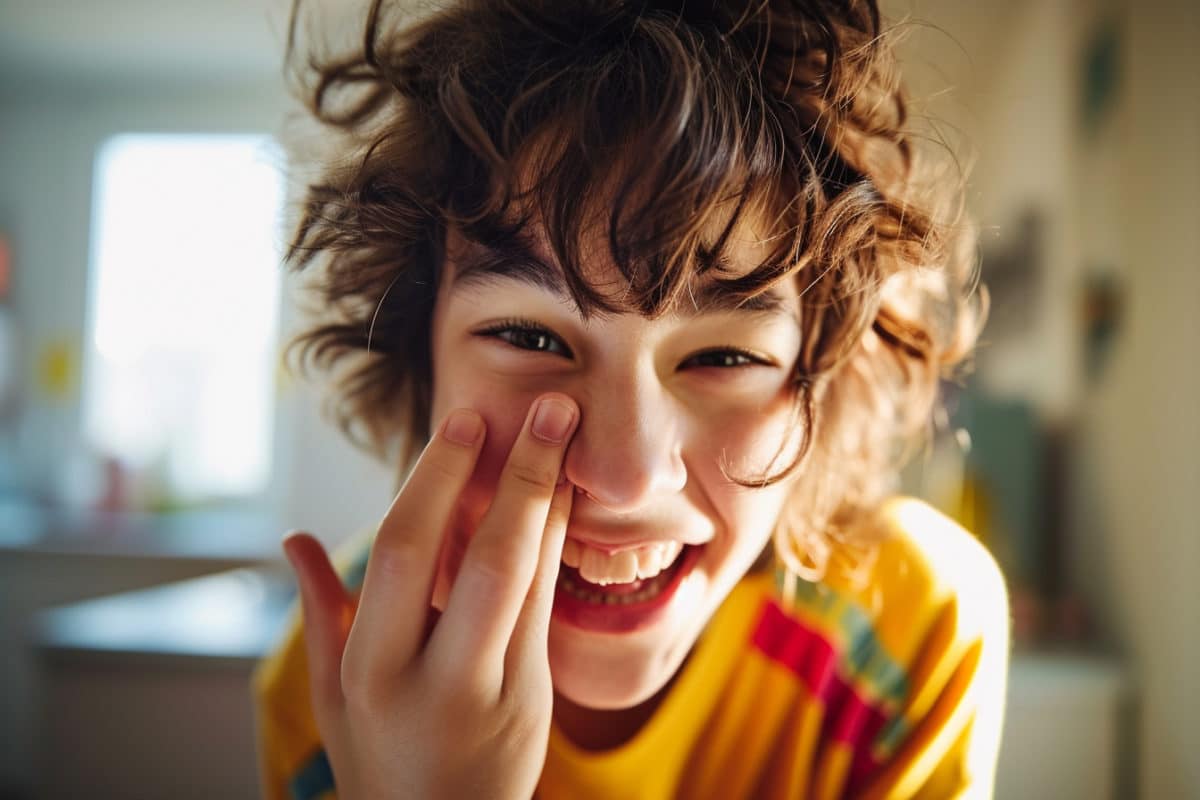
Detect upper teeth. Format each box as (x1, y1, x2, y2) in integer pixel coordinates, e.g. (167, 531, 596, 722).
(561, 539, 684, 585)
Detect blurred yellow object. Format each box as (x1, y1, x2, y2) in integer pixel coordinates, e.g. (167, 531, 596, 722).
(36, 338, 78, 400)
(952, 469, 994, 551)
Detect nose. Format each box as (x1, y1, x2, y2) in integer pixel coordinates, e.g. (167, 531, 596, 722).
(561, 378, 688, 513)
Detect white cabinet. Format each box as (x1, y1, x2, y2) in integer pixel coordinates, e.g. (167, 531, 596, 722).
(997, 653, 1128, 800)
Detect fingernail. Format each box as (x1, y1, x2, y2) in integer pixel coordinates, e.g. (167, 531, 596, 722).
(444, 409, 483, 446)
(532, 397, 575, 444)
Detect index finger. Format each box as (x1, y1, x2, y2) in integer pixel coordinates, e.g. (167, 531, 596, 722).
(342, 407, 485, 689)
(429, 393, 578, 682)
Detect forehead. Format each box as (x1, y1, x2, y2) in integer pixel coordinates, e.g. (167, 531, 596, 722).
(443, 218, 799, 320)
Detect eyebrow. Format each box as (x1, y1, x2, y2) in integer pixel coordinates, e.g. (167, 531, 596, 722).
(451, 241, 796, 318)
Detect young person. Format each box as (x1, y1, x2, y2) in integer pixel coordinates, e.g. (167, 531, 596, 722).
(254, 1, 1010, 797)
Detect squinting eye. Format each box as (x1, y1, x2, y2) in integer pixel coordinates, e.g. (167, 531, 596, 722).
(682, 349, 768, 369)
(476, 321, 574, 358)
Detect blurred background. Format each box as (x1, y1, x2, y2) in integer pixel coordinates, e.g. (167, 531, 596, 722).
(0, 0, 1195, 798)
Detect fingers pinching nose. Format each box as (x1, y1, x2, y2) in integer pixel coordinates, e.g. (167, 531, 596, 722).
(531, 396, 577, 444)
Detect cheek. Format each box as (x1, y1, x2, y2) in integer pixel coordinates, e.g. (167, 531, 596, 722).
(689, 392, 802, 542)
(696, 388, 803, 481)
(428, 381, 538, 605)
(430, 326, 532, 508)
(433, 382, 538, 518)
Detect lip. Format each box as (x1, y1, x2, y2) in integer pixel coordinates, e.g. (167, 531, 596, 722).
(551, 544, 703, 634)
(444, 524, 702, 577)
(566, 535, 682, 555)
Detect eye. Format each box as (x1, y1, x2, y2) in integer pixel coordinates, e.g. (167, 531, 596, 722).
(680, 348, 772, 370)
(475, 318, 574, 358)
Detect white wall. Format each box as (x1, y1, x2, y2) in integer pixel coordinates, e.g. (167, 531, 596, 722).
(892, 0, 1087, 420)
(894, 0, 1200, 795)
(1072, 1, 1200, 796)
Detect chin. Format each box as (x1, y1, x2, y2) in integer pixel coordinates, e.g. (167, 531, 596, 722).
(547, 623, 685, 709)
(549, 662, 662, 710)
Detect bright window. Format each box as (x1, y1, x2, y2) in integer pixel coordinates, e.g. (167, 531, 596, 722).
(84, 134, 285, 503)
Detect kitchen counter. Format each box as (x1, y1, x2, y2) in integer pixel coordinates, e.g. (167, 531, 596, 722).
(0, 498, 283, 561)
(35, 565, 296, 668)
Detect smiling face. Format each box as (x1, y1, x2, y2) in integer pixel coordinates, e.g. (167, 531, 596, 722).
(427, 223, 805, 710)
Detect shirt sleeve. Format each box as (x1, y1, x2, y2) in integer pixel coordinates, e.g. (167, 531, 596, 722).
(856, 508, 1011, 800)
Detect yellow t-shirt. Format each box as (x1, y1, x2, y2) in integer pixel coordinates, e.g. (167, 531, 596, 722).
(253, 497, 1009, 799)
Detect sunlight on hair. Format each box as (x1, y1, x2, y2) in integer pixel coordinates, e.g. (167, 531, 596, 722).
(84, 134, 285, 502)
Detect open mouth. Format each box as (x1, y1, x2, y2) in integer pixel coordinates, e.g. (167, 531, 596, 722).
(558, 542, 688, 603)
(552, 543, 703, 633)
(560, 536, 685, 585)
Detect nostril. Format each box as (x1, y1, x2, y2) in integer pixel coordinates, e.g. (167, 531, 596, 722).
(575, 485, 627, 509)
(574, 485, 600, 503)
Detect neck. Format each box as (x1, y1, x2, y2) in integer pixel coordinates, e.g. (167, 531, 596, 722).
(551, 681, 672, 752)
(551, 646, 699, 753)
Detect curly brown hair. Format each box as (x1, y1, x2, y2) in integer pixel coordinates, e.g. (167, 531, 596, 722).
(283, 0, 983, 578)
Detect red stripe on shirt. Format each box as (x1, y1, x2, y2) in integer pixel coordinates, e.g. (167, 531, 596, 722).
(751, 600, 890, 790)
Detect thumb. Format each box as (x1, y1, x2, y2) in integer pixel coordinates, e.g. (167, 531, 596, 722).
(282, 531, 355, 711)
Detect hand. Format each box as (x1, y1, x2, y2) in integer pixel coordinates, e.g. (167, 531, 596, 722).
(282, 394, 579, 800)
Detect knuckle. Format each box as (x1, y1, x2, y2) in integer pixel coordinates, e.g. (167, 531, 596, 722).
(424, 661, 492, 713)
(338, 654, 372, 707)
(369, 537, 421, 578)
(339, 683, 368, 716)
(419, 448, 464, 485)
(341, 691, 376, 723)
(498, 691, 550, 742)
(508, 703, 547, 740)
(461, 547, 514, 591)
(505, 460, 558, 493)
(338, 641, 388, 713)
(341, 672, 385, 717)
